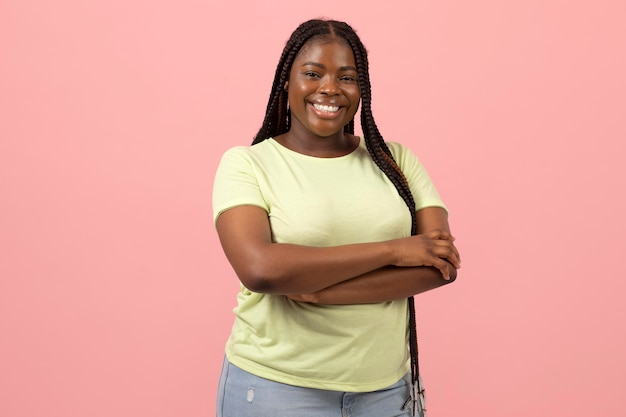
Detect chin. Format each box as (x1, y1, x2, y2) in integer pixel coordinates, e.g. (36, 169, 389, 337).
(309, 123, 348, 137)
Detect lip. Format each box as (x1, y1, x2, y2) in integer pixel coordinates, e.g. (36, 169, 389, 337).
(308, 102, 345, 119)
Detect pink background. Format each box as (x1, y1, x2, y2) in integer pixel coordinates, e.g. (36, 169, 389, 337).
(1, 1, 625, 416)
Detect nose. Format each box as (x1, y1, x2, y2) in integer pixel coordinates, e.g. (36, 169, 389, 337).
(318, 76, 340, 95)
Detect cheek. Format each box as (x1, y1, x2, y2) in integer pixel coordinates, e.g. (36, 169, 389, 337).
(288, 83, 310, 100)
(349, 87, 361, 103)
(350, 92, 361, 108)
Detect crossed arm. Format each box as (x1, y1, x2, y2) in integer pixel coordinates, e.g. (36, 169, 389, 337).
(215, 205, 460, 305)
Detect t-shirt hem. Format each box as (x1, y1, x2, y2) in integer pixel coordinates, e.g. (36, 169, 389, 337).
(226, 353, 411, 393)
(415, 199, 448, 213)
(213, 202, 268, 225)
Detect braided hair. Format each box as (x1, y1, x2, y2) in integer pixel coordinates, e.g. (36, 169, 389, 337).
(253, 19, 424, 414)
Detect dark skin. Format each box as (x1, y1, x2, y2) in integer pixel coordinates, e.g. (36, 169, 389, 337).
(216, 38, 460, 305)
(275, 38, 361, 157)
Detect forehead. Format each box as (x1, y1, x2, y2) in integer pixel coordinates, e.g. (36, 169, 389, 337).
(294, 37, 355, 65)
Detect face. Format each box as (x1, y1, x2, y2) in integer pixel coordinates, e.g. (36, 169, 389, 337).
(286, 38, 361, 139)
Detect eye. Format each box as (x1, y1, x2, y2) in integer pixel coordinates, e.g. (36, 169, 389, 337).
(340, 75, 357, 82)
(303, 71, 321, 78)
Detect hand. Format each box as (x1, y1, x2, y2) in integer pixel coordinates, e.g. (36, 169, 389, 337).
(389, 229, 461, 280)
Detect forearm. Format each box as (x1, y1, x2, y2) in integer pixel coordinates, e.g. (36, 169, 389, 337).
(217, 206, 402, 294)
(295, 264, 457, 305)
(227, 240, 400, 295)
(217, 206, 459, 297)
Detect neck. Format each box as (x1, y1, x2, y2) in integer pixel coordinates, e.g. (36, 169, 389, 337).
(275, 125, 358, 158)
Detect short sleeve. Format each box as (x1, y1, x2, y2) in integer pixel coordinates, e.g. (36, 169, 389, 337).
(212, 147, 269, 224)
(387, 142, 447, 213)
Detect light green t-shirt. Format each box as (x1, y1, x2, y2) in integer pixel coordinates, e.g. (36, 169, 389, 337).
(212, 137, 446, 392)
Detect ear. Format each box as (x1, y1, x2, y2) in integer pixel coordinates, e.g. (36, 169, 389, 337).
(284, 81, 289, 92)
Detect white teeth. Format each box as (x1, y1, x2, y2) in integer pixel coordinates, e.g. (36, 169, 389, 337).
(313, 104, 339, 112)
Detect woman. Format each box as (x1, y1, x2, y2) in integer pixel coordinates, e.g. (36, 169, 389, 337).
(213, 19, 460, 417)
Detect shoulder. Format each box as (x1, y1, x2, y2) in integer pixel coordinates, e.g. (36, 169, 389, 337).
(385, 141, 412, 156)
(218, 140, 275, 165)
(220, 141, 268, 157)
(385, 141, 424, 170)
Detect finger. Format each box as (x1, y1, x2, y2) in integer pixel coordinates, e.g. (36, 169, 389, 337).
(452, 243, 461, 264)
(439, 253, 460, 269)
(426, 229, 455, 242)
(442, 241, 461, 266)
(431, 243, 461, 268)
(448, 241, 460, 264)
(433, 258, 451, 280)
(426, 229, 444, 240)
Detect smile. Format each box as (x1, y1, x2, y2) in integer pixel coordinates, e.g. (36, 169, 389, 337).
(313, 104, 340, 113)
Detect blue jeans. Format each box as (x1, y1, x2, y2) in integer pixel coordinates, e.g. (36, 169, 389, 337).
(216, 356, 414, 417)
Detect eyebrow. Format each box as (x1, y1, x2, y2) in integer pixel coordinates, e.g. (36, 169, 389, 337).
(301, 62, 357, 71)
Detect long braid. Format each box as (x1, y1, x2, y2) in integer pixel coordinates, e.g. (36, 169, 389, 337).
(253, 19, 424, 415)
(343, 27, 424, 414)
